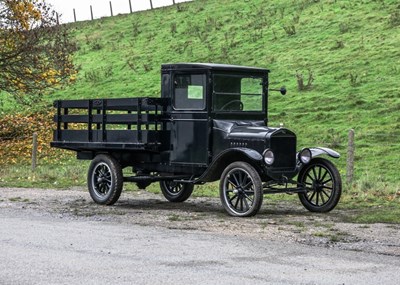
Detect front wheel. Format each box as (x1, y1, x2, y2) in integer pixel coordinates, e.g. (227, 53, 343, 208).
(220, 162, 263, 217)
(297, 158, 342, 212)
(160, 181, 194, 202)
(87, 154, 123, 205)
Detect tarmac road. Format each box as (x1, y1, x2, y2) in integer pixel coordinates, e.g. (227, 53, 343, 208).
(1, 208, 399, 285)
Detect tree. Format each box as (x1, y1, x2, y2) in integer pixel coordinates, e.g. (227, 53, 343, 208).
(0, 0, 77, 104)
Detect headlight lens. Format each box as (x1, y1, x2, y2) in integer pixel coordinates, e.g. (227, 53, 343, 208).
(263, 149, 275, 166)
(299, 148, 312, 164)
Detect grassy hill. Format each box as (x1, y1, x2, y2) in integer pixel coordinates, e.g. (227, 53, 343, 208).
(1, 0, 400, 193)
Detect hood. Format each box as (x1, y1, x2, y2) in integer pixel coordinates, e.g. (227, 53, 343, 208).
(213, 120, 277, 140)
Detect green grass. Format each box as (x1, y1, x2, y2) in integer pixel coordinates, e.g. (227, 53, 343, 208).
(0, 160, 89, 189)
(32, 0, 400, 184)
(344, 207, 400, 224)
(1, 0, 400, 221)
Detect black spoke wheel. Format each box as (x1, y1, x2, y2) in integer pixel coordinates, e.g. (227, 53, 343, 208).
(88, 154, 123, 205)
(220, 162, 263, 217)
(160, 181, 194, 202)
(298, 158, 342, 212)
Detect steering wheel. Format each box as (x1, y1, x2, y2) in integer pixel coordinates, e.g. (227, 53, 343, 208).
(220, 100, 244, 111)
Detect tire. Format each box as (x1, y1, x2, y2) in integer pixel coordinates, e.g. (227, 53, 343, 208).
(297, 158, 342, 212)
(219, 162, 263, 217)
(160, 181, 194, 202)
(87, 154, 123, 205)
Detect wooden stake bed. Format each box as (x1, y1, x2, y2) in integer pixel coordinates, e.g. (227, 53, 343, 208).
(51, 97, 170, 152)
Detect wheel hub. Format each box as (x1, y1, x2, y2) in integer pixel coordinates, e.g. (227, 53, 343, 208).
(312, 181, 324, 192)
(234, 187, 245, 196)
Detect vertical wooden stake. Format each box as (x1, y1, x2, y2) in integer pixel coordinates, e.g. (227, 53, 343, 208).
(90, 5, 94, 20)
(346, 129, 355, 184)
(32, 133, 38, 171)
(73, 8, 77, 22)
(150, 0, 153, 9)
(129, 0, 133, 13)
(56, 12, 59, 25)
(110, 1, 113, 17)
(172, 0, 176, 4)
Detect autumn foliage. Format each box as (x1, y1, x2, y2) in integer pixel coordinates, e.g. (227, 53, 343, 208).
(0, 0, 77, 103)
(0, 111, 71, 165)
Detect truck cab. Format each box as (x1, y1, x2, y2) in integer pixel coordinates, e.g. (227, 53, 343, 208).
(51, 63, 342, 217)
(160, 63, 296, 181)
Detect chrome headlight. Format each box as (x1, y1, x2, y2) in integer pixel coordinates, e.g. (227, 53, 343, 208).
(263, 149, 275, 166)
(298, 148, 312, 164)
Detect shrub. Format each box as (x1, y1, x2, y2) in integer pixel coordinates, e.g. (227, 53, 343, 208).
(0, 112, 66, 165)
(331, 40, 345, 50)
(91, 40, 103, 51)
(339, 22, 350, 34)
(283, 24, 296, 36)
(170, 22, 177, 35)
(296, 69, 314, 91)
(388, 10, 400, 27)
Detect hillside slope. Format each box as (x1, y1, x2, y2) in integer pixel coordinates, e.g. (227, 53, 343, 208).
(3, 0, 400, 184)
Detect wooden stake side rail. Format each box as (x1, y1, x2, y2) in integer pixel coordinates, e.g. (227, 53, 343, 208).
(51, 97, 170, 152)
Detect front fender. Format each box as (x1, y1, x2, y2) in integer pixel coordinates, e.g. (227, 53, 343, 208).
(309, 147, 340, 159)
(196, 148, 263, 183)
(229, 147, 263, 161)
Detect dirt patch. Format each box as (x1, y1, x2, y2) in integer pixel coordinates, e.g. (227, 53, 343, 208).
(1, 187, 399, 257)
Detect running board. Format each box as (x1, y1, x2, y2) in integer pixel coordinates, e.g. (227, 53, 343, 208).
(123, 175, 189, 183)
(263, 187, 307, 194)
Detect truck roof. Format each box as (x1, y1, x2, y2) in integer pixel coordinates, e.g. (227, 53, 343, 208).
(162, 63, 270, 73)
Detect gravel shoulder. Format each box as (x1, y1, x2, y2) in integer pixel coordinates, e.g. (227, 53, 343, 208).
(1, 187, 399, 257)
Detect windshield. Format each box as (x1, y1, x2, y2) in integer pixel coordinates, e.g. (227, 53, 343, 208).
(213, 74, 264, 112)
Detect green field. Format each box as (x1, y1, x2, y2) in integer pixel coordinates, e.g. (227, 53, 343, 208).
(0, 0, 399, 218)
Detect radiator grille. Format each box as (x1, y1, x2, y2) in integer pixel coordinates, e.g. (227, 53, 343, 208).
(270, 134, 296, 168)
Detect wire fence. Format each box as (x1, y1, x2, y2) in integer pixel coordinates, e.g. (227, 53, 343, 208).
(0, 135, 31, 142)
(1, 129, 399, 183)
(57, 0, 192, 24)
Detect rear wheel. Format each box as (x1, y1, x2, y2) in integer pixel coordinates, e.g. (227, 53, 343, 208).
(220, 162, 263, 217)
(298, 158, 342, 212)
(160, 181, 194, 202)
(88, 154, 123, 205)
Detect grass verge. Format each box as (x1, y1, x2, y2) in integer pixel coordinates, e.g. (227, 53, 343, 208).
(1, 163, 398, 223)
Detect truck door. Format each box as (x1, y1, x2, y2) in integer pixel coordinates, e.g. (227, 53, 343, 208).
(170, 73, 209, 166)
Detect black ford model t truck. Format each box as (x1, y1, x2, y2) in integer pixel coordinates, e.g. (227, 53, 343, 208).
(51, 63, 342, 217)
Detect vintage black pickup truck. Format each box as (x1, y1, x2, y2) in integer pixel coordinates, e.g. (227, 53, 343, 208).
(51, 63, 342, 217)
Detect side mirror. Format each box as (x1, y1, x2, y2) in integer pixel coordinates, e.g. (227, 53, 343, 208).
(269, 87, 287, 96)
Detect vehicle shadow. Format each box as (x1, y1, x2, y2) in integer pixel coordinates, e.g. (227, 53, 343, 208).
(114, 195, 315, 219)
(116, 197, 226, 215)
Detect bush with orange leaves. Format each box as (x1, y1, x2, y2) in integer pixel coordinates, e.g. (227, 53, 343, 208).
(0, 111, 72, 165)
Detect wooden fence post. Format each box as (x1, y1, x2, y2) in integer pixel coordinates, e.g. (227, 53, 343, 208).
(110, 1, 113, 16)
(172, 0, 176, 4)
(56, 12, 59, 25)
(129, 0, 133, 13)
(90, 5, 94, 20)
(150, 0, 153, 9)
(346, 129, 355, 184)
(73, 8, 77, 22)
(32, 133, 38, 171)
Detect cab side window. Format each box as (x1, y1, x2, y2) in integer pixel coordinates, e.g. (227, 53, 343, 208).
(173, 74, 206, 110)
